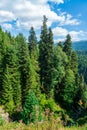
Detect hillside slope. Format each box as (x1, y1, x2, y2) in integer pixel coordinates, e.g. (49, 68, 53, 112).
(72, 41, 87, 50)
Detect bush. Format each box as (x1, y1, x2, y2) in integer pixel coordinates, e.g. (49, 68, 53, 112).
(77, 116, 87, 125)
(46, 98, 58, 112)
(0, 116, 4, 126)
(21, 90, 41, 124)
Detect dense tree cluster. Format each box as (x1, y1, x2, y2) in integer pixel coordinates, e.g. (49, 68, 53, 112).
(0, 16, 87, 124)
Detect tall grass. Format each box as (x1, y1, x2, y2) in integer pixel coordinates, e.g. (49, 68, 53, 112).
(0, 121, 87, 130)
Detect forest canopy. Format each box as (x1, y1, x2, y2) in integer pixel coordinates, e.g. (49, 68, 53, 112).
(0, 16, 87, 126)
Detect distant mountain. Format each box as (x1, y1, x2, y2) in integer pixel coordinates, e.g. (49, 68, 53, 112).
(72, 41, 87, 51)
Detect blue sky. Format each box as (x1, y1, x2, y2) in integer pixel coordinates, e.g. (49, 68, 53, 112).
(0, 0, 87, 42)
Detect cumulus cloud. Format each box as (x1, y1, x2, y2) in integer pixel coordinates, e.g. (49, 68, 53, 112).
(0, 0, 80, 30)
(2, 23, 13, 30)
(58, 12, 80, 26)
(0, 10, 15, 22)
(53, 27, 68, 37)
(53, 27, 87, 42)
(69, 31, 87, 41)
(0, 0, 85, 41)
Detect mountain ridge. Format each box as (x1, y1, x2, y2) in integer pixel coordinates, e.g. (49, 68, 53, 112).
(72, 40, 87, 51)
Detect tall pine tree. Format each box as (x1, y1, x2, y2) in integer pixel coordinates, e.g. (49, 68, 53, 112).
(28, 27, 40, 95)
(39, 16, 54, 97)
(63, 34, 72, 58)
(16, 33, 31, 105)
(1, 65, 14, 113)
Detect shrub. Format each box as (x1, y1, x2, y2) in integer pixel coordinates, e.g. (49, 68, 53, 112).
(21, 90, 41, 124)
(0, 116, 4, 126)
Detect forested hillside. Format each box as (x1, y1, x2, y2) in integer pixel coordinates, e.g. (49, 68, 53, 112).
(77, 51, 87, 84)
(0, 16, 87, 127)
(73, 41, 87, 51)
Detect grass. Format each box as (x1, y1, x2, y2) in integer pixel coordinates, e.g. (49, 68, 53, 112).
(0, 121, 87, 130)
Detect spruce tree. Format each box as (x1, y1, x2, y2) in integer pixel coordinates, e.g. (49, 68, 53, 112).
(9, 47, 21, 109)
(28, 27, 40, 95)
(0, 29, 6, 100)
(62, 69, 76, 109)
(1, 65, 14, 113)
(70, 51, 78, 75)
(63, 34, 72, 58)
(53, 46, 68, 102)
(3, 45, 21, 109)
(39, 16, 54, 97)
(16, 33, 31, 104)
(21, 90, 40, 124)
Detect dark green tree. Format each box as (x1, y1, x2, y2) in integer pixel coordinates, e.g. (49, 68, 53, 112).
(53, 46, 68, 101)
(58, 41, 63, 49)
(63, 34, 72, 58)
(21, 90, 40, 124)
(16, 33, 31, 105)
(2, 45, 21, 110)
(28, 27, 40, 95)
(1, 65, 14, 113)
(70, 51, 78, 75)
(0, 29, 7, 99)
(62, 69, 76, 109)
(39, 16, 54, 97)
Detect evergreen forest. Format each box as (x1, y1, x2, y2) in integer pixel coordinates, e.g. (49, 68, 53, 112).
(0, 16, 87, 129)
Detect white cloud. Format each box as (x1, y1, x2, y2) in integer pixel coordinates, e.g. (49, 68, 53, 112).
(0, 0, 80, 30)
(0, 0, 85, 41)
(50, 0, 64, 4)
(58, 12, 80, 26)
(2, 23, 13, 30)
(53, 27, 68, 37)
(0, 10, 15, 22)
(53, 27, 87, 42)
(69, 31, 87, 41)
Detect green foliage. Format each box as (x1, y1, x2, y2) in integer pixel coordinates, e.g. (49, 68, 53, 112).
(1, 66, 15, 113)
(39, 16, 54, 97)
(16, 33, 31, 104)
(0, 17, 87, 125)
(53, 46, 68, 85)
(77, 116, 87, 125)
(39, 94, 59, 112)
(63, 34, 72, 57)
(21, 90, 40, 124)
(70, 51, 78, 74)
(62, 69, 76, 108)
(28, 27, 41, 96)
(0, 116, 4, 126)
(77, 51, 87, 84)
(46, 98, 58, 112)
(5, 46, 21, 109)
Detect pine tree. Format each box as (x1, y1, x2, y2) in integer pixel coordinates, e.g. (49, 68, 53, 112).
(16, 33, 31, 104)
(1, 65, 14, 113)
(63, 34, 72, 58)
(28, 27, 40, 95)
(70, 51, 78, 75)
(21, 90, 40, 124)
(58, 41, 63, 49)
(2, 45, 22, 109)
(53, 46, 68, 102)
(62, 69, 76, 109)
(28, 27, 37, 57)
(0, 29, 6, 100)
(39, 16, 54, 97)
(10, 47, 21, 109)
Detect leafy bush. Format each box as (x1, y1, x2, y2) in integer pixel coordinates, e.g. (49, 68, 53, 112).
(39, 94, 48, 110)
(46, 98, 58, 112)
(77, 116, 87, 125)
(21, 90, 41, 124)
(0, 116, 4, 126)
(39, 94, 62, 112)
